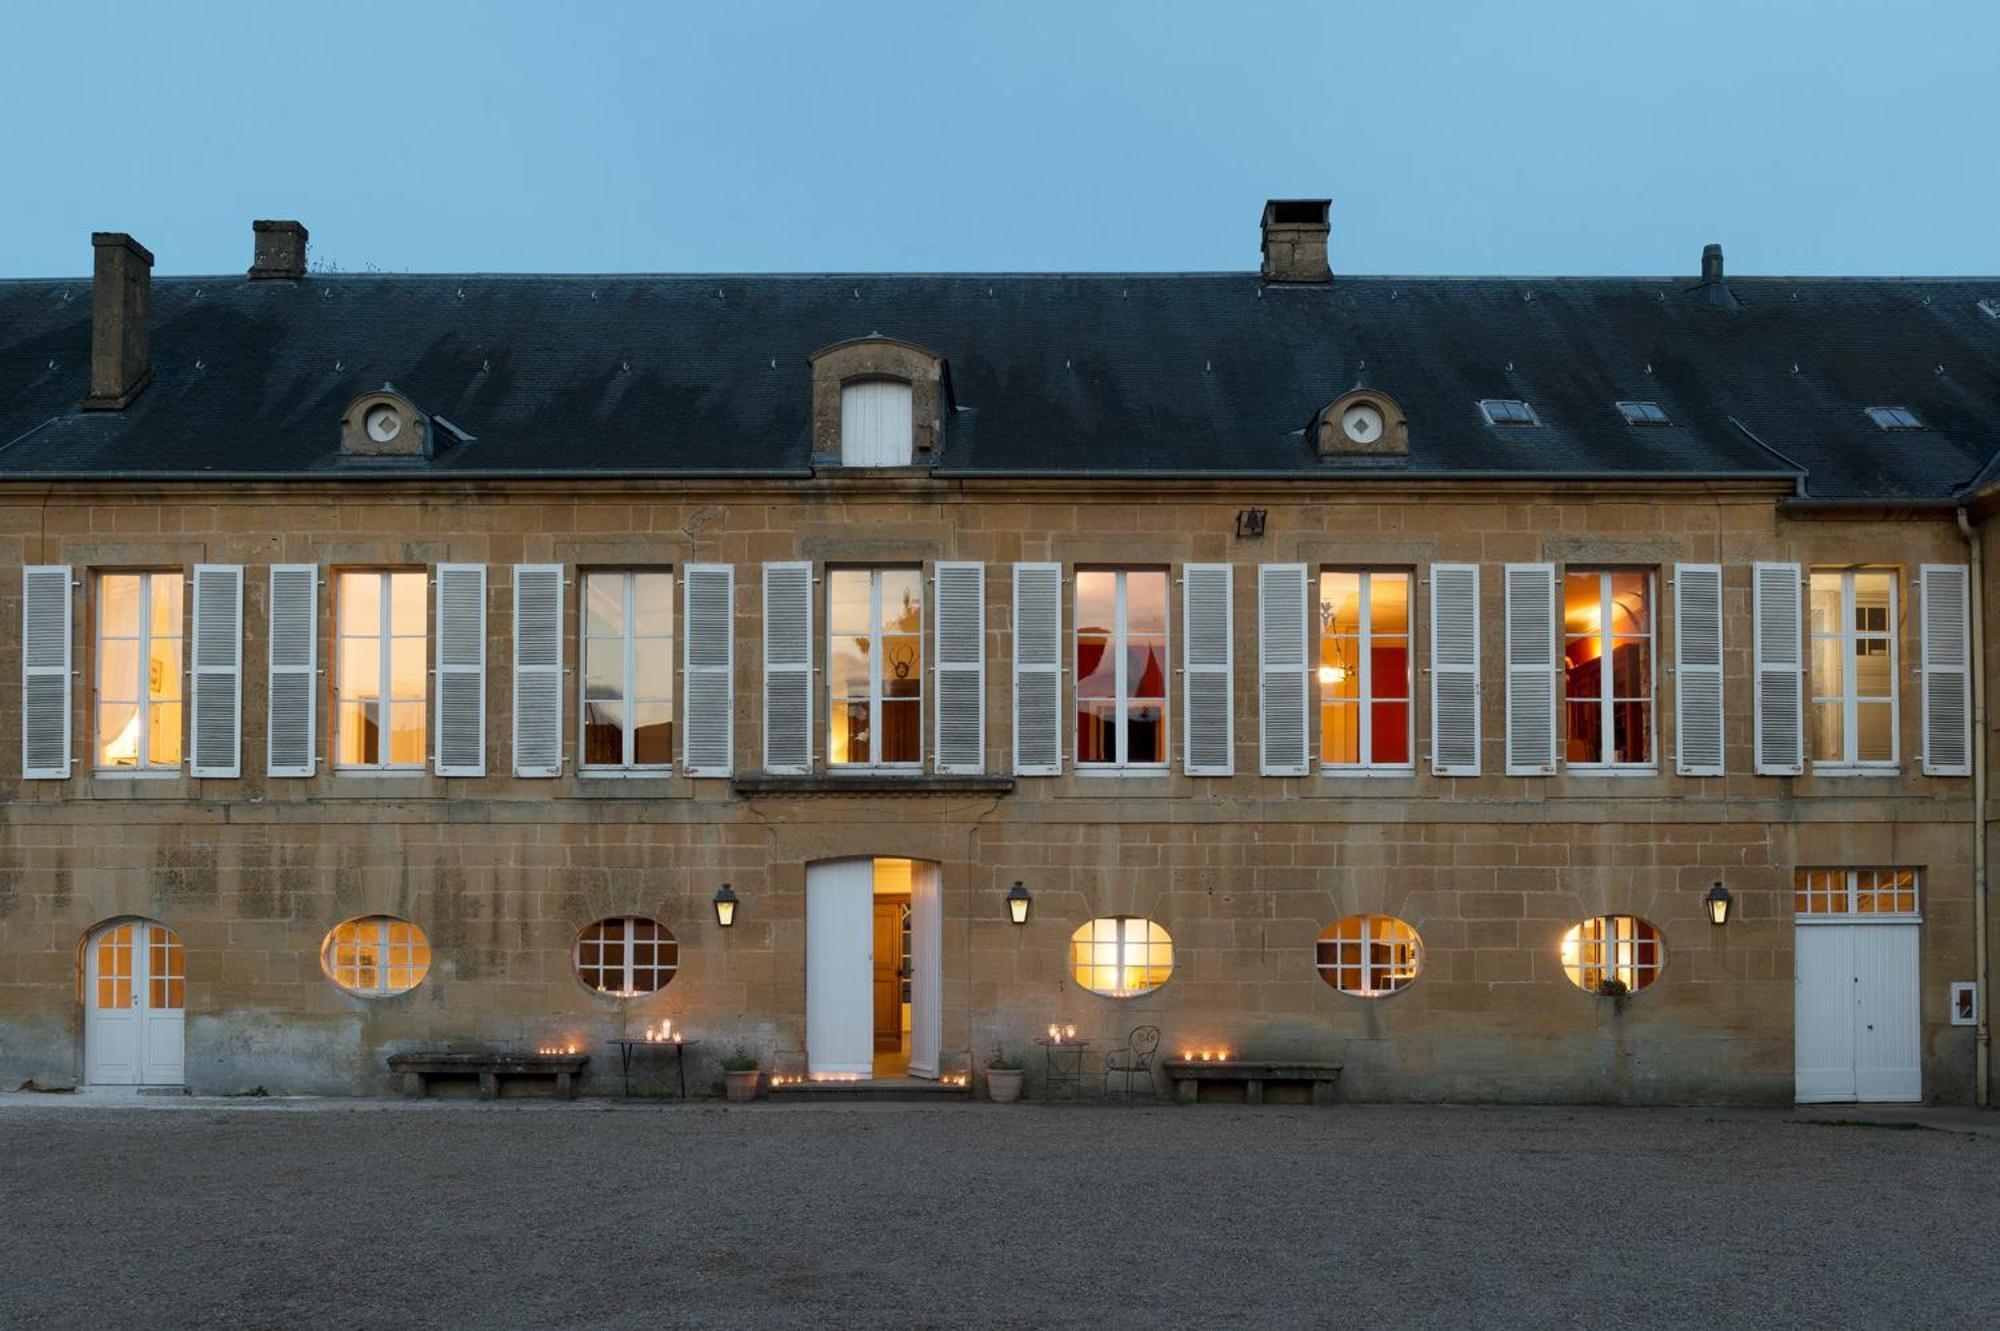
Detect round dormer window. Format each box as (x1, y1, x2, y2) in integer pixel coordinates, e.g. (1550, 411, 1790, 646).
(364, 404, 403, 443)
(1341, 401, 1384, 445)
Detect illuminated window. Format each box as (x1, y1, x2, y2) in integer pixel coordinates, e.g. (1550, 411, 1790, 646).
(1810, 569, 1897, 767)
(575, 917, 679, 995)
(1316, 915, 1423, 996)
(1561, 916, 1663, 994)
(582, 570, 674, 769)
(1563, 570, 1653, 766)
(828, 568, 923, 766)
(1076, 570, 1169, 768)
(322, 916, 432, 996)
(1318, 570, 1412, 769)
(1069, 916, 1174, 997)
(1795, 868, 1920, 918)
(335, 571, 427, 769)
(95, 571, 183, 771)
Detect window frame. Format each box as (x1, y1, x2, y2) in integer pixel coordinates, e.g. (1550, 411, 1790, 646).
(1317, 568, 1414, 774)
(333, 568, 429, 772)
(93, 569, 185, 774)
(827, 565, 924, 770)
(1794, 867, 1922, 923)
(838, 377, 916, 467)
(321, 915, 433, 998)
(1809, 567, 1899, 771)
(1479, 398, 1540, 427)
(1562, 568, 1657, 772)
(573, 916, 680, 996)
(1068, 915, 1175, 998)
(1616, 400, 1671, 425)
(1316, 914, 1424, 997)
(1560, 915, 1664, 994)
(1073, 567, 1171, 772)
(1864, 406, 1923, 431)
(578, 568, 675, 774)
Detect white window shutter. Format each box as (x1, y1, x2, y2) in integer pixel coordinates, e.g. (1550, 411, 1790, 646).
(1753, 561, 1804, 775)
(933, 561, 985, 774)
(1429, 563, 1481, 776)
(1920, 563, 1971, 776)
(1504, 563, 1557, 775)
(1673, 563, 1725, 776)
(1011, 562, 1062, 775)
(188, 564, 243, 778)
(266, 564, 318, 778)
(762, 562, 813, 774)
(683, 563, 735, 777)
(21, 565, 72, 780)
(1258, 563, 1309, 776)
(512, 564, 563, 778)
(1182, 563, 1233, 775)
(434, 564, 487, 777)
(840, 380, 915, 466)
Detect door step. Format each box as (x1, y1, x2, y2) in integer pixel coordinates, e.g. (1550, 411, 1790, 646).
(769, 1076, 970, 1103)
(135, 1085, 190, 1097)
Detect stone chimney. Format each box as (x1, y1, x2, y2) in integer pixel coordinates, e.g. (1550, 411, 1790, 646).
(1260, 199, 1331, 283)
(1701, 242, 1724, 283)
(249, 219, 308, 280)
(82, 232, 154, 411)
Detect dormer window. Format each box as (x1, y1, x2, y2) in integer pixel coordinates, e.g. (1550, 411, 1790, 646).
(840, 379, 915, 466)
(1480, 399, 1539, 427)
(1617, 401, 1671, 425)
(1865, 406, 1923, 431)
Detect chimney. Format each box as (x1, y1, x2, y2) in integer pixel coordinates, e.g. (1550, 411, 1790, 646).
(82, 232, 154, 411)
(1701, 243, 1724, 283)
(1260, 199, 1331, 283)
(249, 219, 308, 280)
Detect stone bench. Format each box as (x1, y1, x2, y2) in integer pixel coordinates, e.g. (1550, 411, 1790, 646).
(388, 1052, 589, 1100)
(1163, 1059, 1342, 1106)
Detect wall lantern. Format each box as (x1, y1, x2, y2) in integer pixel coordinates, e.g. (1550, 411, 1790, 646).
(1005, 881, 1032, 926)
(1704, 881, 1733, 927)
(713, 883, 739, 928)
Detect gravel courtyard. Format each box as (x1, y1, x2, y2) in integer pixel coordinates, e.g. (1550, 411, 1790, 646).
(2, 1099, 1995, 1329)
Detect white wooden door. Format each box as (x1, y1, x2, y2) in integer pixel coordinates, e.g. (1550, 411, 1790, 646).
(806, 860, 875, 1078)
(907, 862, 942, 1080)
(85, 920, 185, 1086)
(1796, 923, 1920, 1103)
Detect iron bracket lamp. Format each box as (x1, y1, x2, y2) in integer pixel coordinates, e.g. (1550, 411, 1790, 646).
(1005, 881, 1032, 926)
(1704, 881, 1733, 926)
(713, 883, 739, 928)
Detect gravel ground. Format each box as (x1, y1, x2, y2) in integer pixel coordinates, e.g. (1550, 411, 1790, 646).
(2, 1100, 1996, 1330)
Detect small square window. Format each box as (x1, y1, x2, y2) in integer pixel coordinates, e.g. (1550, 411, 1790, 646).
(1616, 401, 1670, 425)
(1865, 406, 1923, 430)
(1480, 399, 1539, 426)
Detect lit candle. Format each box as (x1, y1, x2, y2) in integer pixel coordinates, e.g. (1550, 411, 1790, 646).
(1065, 1023, 1077, 1040)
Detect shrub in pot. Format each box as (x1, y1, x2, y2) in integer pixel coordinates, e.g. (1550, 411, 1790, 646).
(986, 1051, 1026, 1104)
(722, 1048, 760, 1102)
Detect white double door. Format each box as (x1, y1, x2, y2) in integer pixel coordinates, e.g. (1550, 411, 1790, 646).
(1795, 923, 1920, 1103)
(806, 859, 940, 1079)
(85, 919, 186, 1086)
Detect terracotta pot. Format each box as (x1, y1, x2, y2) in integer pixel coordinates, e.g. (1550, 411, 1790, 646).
(986, 1067, 1025, 1103)
(724, 1069, 760, 1103)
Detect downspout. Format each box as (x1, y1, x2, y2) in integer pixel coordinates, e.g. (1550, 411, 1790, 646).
(1956, 506, 1990, 1108)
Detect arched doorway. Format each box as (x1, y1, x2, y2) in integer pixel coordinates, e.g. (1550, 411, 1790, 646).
(83, 918, 185, 1086)
(805, 858, 940, 1081)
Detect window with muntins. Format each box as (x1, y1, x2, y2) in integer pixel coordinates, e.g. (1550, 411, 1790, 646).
(322, 916, 432, 996)
(335, 571, 427, 769)
(1318, 570, 1412, 769)
(828, 567, 923, 766)
(1562, 570, 1654, 767)
(575, 917, 679, 996)
(1561, 916, 1663, 993)
(1076, 569, 1169, 768)
(1069, 916, 1174, 997)
(95, 571, 183, 771)
(1316, 915, 1423, 995)
(582, 570, 674, 770)
(839, 379, 914, 466)
(1810, 569, 1896, 767)
(1795, 868, 1920, 919)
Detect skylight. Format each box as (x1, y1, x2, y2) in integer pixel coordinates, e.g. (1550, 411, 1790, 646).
(1480, 399, 1539, 426)
(1865, 406, 1924, 431)
(1978, 298, 2000, 321)
(1616, 401, 1671, 426)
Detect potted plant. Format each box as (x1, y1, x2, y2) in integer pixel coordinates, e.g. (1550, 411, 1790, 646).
(721, 1048, 760, 1102)
(986, 1050, 1026, 1103)
(1596, 977, 1630, 1012)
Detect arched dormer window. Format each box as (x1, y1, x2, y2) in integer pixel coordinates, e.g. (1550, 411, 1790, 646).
(810, 336, 948, 467)
(840, 378, 914, 466)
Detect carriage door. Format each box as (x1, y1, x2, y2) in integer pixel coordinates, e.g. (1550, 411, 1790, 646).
(1794, 869, 1921, 1104)
(85, 919, 186, 1086)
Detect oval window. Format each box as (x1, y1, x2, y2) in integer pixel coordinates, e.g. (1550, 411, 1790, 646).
(575, 917, 679, 996)
(1316, 914, 1423, 996)
(1068, 916, 1174, 998)
(322, 916, 432, 997)
(1560, 915, 1663, 995)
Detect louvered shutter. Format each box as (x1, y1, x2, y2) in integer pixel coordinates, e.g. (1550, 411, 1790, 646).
(512, 565, 563, 777)
(1673, 564, 1725, 776)
(188, 564, 243, 778)
(933, 561, 985, 774)
(1920, 563, 1971, 776)
(1258, 564, 1309, 776)
(1011, 563, 1062, 775)
(1429, 563, 1481, 776)
(1753, 561, 1804, 775)
(1182, 564, 1233, 775)
(266, 565, 318, 777)
(682, 563, 735, 777)
(1504, 563, 1557, 775)
(762, 562, 813, 774)
(20, 565, 72, 779)
(433, 564, 486, 777)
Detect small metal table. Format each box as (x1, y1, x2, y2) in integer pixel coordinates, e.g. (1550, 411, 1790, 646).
(608, 1039, 699, 1100)
(1035, 1038, 1092, 1103)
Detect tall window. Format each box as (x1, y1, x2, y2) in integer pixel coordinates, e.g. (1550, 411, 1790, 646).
(582, 571, 674, 769)
(322, 916, 433, 996)
(828, 568, 922, 766)
(1810, 569, 1896, 767)
(574, 917, 679, 995)
(1319, 570, 1411, 769)
(1076, 569, 1168, 768)
(1069, 917, 1175, 997)
(1560, 916, 1663, 994)
(1562, 570, 1653, 766)
(335, 571, 427, 769)
(96, 571, 183, 771)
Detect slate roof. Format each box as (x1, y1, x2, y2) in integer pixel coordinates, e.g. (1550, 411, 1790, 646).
(1, 269, 1997, 498)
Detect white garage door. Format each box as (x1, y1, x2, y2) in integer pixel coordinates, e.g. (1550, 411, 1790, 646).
(1794, 868, 1921, 1104)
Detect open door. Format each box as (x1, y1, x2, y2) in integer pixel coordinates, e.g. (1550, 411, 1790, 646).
(907, 861, 942, 1080)
(806, 860, 875, 1078)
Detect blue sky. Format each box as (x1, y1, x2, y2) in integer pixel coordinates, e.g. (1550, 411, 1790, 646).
(3, 0, 1995, 277)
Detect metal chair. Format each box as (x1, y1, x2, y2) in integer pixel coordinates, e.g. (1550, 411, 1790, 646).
(1104, 1025, 1161, 1104)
